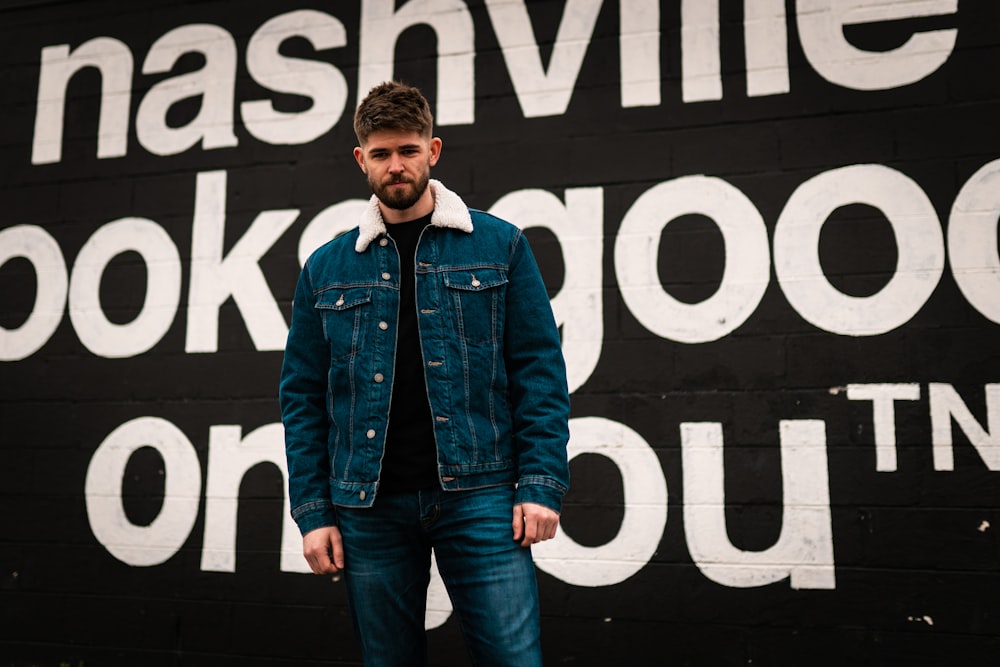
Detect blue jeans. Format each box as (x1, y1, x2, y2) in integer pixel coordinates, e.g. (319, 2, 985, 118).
(336, 485, 543, 667)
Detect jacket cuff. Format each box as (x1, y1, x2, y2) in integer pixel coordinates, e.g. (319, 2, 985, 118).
(514, 477, 565, 514)
(291, 500, 337, 536)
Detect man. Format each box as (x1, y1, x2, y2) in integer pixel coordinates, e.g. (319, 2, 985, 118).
(279, 81, 570, 666)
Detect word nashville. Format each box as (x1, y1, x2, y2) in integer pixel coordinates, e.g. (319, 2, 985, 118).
(31, 1, 960, 163)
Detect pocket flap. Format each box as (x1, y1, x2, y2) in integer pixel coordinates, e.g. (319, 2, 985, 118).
(442, 268, 508, 292)
(315, 287, 372, 310)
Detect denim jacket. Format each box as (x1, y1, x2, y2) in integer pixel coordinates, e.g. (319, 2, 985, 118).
(279, 180, 570, 535)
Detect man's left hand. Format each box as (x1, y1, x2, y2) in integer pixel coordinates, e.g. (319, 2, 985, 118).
(513, 502, 560, 547)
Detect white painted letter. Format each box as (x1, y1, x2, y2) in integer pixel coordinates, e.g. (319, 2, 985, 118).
(948, 159, 1000, 325)
(745, 0, 790, 96)
(846, 383, 920, 472)
(796, 0, 958, 90)
(620, 0, 661, 107)
(0, 225, 67, 361)
(929, 383, 1000, 471)
(242, 10, 349, 145)
(33, 38, 132, 164)
(201, 423, 307, 574)
(186, 171, 298, 353)
(490, 188, 604, 392)
(359, 0, 475, 125)
(85, 417, 201, 567)
(485, 0, 602, 116)
(136, 24, 238, 156)
(534, 417, 668, 586)
(69, 218, 181, 358)
(615, 175, 770, 343)
(774, 164, 944, 336)
(298, 199, 369, 267)
(681, 0, 721, 102)
(681, 420, 835, 589)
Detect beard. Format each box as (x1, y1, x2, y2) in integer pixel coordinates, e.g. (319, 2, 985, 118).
(369, 169, 430, 211)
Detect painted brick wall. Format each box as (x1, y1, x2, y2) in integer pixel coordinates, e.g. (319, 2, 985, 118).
(2, 1, 999, 665)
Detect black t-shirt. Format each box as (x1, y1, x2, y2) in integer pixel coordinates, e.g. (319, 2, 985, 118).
(378, 213, 439, 494)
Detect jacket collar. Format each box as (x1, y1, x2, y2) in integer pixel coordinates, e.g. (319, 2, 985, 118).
(355, 179, 474, 252)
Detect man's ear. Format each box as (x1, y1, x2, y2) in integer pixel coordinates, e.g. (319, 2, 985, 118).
(353, 146, 367, 173)
(429, 137, 443, 167)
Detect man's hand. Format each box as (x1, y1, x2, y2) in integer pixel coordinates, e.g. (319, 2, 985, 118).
(513, 502, 560, 547)
(303, 525, 344, 575)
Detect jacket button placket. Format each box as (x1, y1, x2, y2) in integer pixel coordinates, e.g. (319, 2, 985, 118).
(415, 257, 448, 437)
(368, 244, 394, 447)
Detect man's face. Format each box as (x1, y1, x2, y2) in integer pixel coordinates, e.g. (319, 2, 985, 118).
(354, 129, 441, 212)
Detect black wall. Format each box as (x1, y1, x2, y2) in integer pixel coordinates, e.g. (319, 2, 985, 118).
(2, 1, 999, 665)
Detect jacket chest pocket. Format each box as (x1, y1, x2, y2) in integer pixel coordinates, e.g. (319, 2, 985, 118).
(315, 287, 372, 359)
(442, 268, 507, 345)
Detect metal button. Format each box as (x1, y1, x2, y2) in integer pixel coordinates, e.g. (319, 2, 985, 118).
(359, 490, 366, 500)
(335, 294, 345, 306)
(379, 321, 388, 330)
(366, 429, 376, 439)
(381, 272, 391, 280)
(471, 278, 481, 287)
(374, 373, 384, 383)
(379, 238, 388, 247)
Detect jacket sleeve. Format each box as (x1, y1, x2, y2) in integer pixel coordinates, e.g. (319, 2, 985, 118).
(503, 230, 571, 512)
(279, 261, 336, 535)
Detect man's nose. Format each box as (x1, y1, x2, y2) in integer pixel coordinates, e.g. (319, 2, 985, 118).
(388, 153, 405, 172)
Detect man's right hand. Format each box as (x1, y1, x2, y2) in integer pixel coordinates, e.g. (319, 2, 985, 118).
(303, 525, 345, 575)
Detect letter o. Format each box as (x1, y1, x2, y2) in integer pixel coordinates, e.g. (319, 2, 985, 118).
(949, 158, 1000, 324)
(0, 225, 67, 361)
(615, 176, 770, 343)
(85, 416, 202, 567)
(533, 416, 668, 587)
(69, 217, 181, 358)
(774, 164, 944, 335)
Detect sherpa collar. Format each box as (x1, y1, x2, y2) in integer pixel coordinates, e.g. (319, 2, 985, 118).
(355, 179, 474, 252)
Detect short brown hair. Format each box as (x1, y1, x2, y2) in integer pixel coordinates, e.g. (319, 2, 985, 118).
(354, 81, 434, 145)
